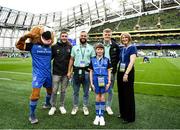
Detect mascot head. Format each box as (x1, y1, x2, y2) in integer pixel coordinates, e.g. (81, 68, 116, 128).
(29, 25, 54, 45)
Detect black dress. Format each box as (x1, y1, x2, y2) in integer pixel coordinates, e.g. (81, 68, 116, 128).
(117, 45, 137, 122)
(117, 67, 135, 122)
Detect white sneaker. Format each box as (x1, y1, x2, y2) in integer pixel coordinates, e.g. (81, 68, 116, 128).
(48, 107, 56, 115)
(71, 107, 78, 115)
(59, 106, 66, 114)
(99, 116, 105, 126)
(83, 106, 89, 115)
(106, 106, 113, 115)
(29, 115, 38, 124)
(93, 116, 100, 125)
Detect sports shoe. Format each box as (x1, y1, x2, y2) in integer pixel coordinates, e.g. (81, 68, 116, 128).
(59, 106, 66, 114)
(99, 116, 105, 126)
(117, 114, 122, 118)
(48, 107, 56, 115)
(93, 116, 100, 125)
(42, 104, 51, 109)
(83, 106, 89, 115)
(29, 115, 38, 124)
(71, 107, 78, 115)
(106, 106, 113, 115)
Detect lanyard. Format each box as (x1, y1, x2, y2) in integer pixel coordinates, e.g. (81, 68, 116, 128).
(121, 45, 132, 63)
(121, 47, 126, 63)
(80, 46, 86, 60)
(96, 57, 105, 75)
(97, 58, 103, 67)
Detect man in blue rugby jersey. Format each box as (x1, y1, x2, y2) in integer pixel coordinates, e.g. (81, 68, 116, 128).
(16, 25, 54, 124)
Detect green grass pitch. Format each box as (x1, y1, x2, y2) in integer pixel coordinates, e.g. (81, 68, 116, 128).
(0, 57, 180, 129)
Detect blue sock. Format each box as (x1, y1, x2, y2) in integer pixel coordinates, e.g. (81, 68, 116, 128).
(95, 102, 100, 116)
(45, 93, 51, 105)
(100, 101, 105, 116)
(29, 100, 38, 116)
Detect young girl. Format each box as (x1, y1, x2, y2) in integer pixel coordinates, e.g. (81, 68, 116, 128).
(89, 43, 112, 126)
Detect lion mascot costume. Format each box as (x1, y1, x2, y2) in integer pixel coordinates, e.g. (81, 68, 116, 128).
(16, 25, 54, 124)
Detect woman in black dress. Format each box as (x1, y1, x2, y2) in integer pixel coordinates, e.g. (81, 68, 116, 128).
(117, 32, 137, 123)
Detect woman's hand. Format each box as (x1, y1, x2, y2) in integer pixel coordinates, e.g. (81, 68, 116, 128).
(123, 73, 128, 82)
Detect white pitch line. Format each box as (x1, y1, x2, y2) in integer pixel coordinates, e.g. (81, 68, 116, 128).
(1, 71, 179, 87)
(0, 71, 31, 75)
(135, 81, 180, 87)
(0, 78, 12, 80)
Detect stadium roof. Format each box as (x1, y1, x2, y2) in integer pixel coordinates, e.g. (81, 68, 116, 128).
(0, 0, 90, 14)
(0, 0, 180, 48)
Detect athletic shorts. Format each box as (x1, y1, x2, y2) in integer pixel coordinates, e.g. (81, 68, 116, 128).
(93, 75, 111, 94)
(32, 75, 52, 88)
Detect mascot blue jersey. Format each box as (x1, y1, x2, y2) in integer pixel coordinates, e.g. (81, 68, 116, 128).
(25, 43, 52, 77)
(90, 56, 111, 76)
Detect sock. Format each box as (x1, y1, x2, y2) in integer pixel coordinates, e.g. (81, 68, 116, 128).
(29, 100, 38, 116)
(45, 93, 51, 105)
(100, 101, 105, 117)
(95, 102, 100, 116)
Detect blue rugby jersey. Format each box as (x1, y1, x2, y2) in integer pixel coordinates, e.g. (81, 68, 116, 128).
(25, 43, 52, 77)
(89, 56, 111, 76)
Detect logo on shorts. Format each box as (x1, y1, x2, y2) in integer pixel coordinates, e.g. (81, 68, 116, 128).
(35, 82, 38, 87)
(33, 76, 37, 81)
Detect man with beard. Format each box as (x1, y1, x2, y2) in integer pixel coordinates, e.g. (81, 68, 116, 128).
(48, 31, 72, 115)
(67, 31, 95, 116)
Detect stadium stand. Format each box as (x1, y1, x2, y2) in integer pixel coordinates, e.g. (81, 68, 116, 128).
(0, 0, 180, 53)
